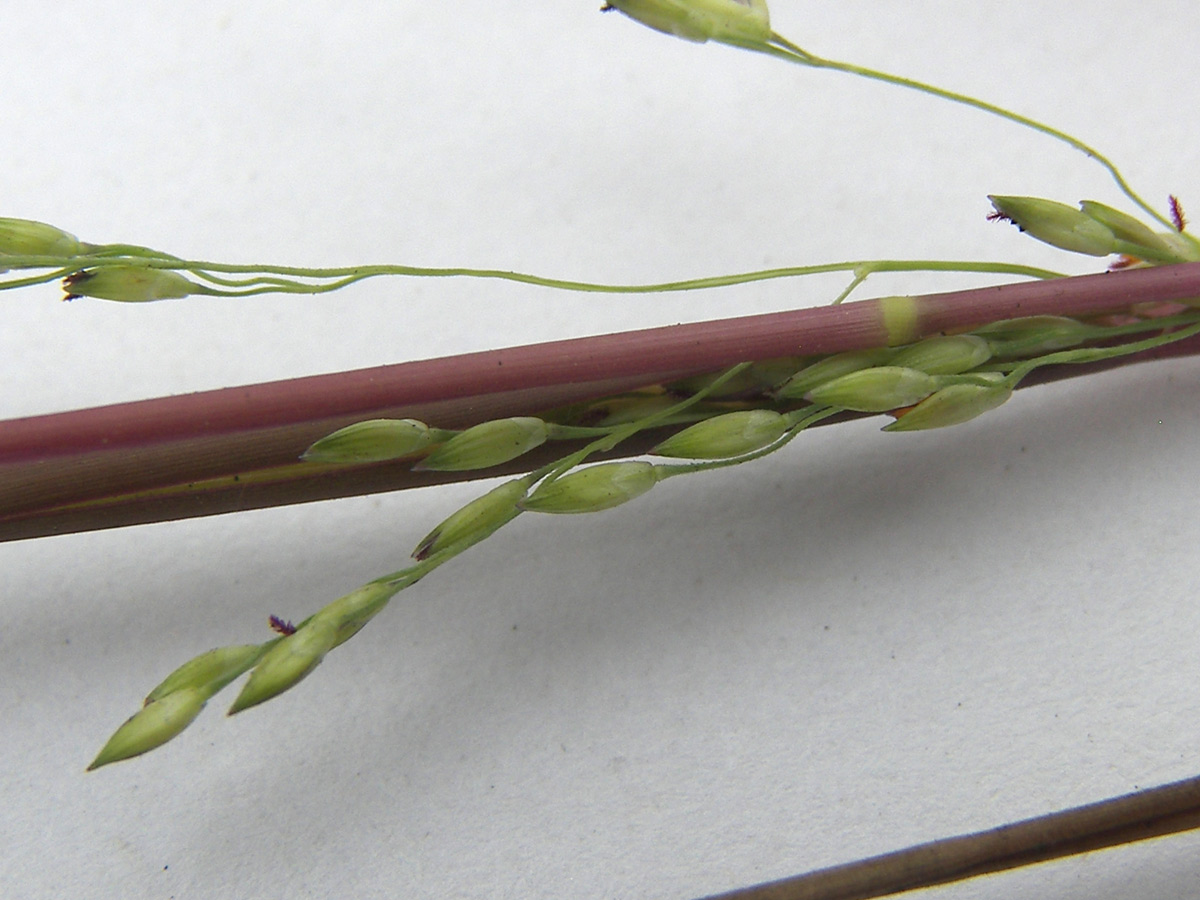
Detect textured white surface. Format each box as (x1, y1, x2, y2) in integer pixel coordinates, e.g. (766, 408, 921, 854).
(3, 3, 1200, 899)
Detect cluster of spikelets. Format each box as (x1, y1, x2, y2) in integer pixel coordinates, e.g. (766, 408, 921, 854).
(302, 330, 1026, 479)
(2, 187, 1198, 772)
(8, 0, 1184, 772)
(85, 296, 1200, 768)
(988, 195, 1199, 267)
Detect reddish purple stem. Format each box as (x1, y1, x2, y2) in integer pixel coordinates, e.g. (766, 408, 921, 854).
(2, 263, 1200, 541)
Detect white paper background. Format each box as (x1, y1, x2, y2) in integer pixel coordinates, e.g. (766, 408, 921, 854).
(4, 3, 1200, 898)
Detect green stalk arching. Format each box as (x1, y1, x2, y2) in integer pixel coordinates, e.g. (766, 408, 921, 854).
(754, 33, 1196, 243)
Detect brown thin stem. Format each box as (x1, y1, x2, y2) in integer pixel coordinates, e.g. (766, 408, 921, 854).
(3, 263, 1200, 541)
(699, 773, 1200, 900)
